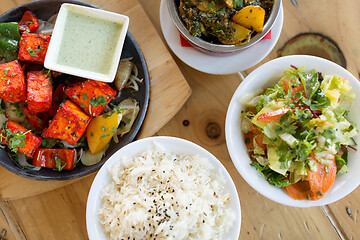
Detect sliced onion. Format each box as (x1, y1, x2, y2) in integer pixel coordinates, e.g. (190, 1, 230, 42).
(72, 148, 77, 165)
(116, 98, 139, 138)
(0, 107, 7, 127)
(36, 19, 45, 32)
(36, 20, 54, 35)
(77, 148, 84, 164)
(47, 14, 58, 24)
(81, 148, 106, 166)
(17, 153, 41, 171)
(133, 64, 139, 77)
(121, 57, 133, 61)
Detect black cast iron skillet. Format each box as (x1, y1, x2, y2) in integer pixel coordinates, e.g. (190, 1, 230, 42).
(0, 0, 150, 181)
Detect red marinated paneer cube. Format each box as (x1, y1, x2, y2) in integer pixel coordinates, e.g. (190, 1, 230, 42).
(64, 80, 116, 117)
(27, 71, 53, 114)
(18, 32, 51, 64)
(0, 120, 42, 157)
(33, 149, 76, 170)
(42, 100, 91, 145)
(0, 60, 26, 102)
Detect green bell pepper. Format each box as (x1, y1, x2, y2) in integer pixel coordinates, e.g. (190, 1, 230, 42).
(0, 22, 21, 62)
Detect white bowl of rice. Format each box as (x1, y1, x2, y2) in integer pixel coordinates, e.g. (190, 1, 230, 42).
(86, 136, 241, 240)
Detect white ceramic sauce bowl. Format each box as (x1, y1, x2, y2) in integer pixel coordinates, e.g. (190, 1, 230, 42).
(225, 55, 360, 207)
(86, 136, 241, 239)
(45, 3, 129, 82)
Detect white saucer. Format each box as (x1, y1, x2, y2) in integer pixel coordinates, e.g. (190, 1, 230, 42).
(160, 0, 284, 75)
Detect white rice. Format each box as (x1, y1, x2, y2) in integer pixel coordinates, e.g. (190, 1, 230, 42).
(98, 148, 235, 240)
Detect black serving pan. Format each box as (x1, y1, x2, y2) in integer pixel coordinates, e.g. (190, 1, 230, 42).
(0, 0, 150, 180)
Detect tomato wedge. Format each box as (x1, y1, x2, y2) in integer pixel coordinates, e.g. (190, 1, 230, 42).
(18, 11, 39, 33)
(283, 79, 304, 100)
(257, 108, 290, 123)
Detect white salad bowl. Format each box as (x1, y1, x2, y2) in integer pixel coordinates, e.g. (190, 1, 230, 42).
(225, 55, 360, 207)
(86, 136, 241, 239)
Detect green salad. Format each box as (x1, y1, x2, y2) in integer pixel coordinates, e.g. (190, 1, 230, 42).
(241, 66, 358, 200)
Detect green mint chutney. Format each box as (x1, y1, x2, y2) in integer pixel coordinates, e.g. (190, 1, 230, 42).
(56, 6, 123, 75)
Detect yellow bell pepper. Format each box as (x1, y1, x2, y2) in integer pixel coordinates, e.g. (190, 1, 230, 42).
(86, 111, 122, 154)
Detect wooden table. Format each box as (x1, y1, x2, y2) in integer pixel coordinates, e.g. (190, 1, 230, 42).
(1, 0, 360, 239)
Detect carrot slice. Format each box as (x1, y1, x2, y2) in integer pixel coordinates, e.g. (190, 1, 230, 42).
(257, 108, 290, 123)
(286, 181, 311, 200)
(286, 154, 337, 200)
(307, 155, 337, 200)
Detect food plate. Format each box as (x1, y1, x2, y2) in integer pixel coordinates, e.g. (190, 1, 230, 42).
(0, 0, 150, 181)
(86, 136, 241, 240)
(160, 0, 283, 75)
(225, 55, 360, 207)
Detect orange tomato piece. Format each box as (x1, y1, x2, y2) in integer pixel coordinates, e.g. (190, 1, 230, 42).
(251, 127, 261, 135)
(283, 79, 290, 93)
(283, 79, 304, 100)
(257, 108, 290, 123)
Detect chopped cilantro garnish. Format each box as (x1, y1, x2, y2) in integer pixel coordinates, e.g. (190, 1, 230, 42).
(54, 156, 65, 172)
(82, 93, 88, 100)
(3, 126, 29, 153)
(89, 96, 107, 107)
(3, 68, 10, 76)
(100, 134, 110, 139)
(34, 45, 43, 52)
(26, 47, 39, 57)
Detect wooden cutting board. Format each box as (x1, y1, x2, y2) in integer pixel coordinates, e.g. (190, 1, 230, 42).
(0, 0, 191, 200)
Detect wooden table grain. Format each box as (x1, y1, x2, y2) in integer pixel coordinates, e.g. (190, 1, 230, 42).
(1, 0, 360, 239)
